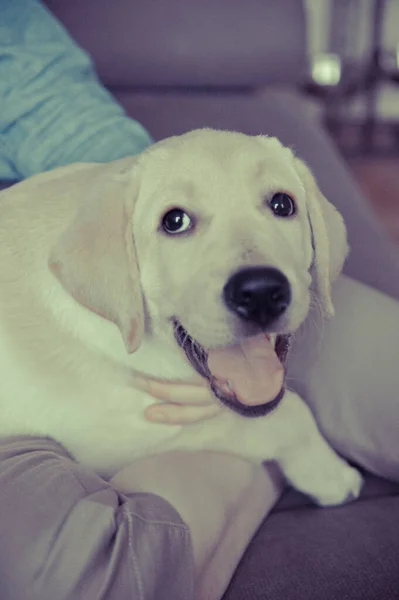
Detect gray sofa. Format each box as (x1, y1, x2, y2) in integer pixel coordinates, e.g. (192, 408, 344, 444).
(26, 0, 399, 597)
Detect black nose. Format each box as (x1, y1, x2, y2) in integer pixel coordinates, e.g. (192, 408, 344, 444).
(223, 267, 291, 327)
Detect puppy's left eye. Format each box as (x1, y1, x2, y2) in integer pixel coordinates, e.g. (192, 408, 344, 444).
(269, 193, 296, 218)
(162, 208, 193, 234)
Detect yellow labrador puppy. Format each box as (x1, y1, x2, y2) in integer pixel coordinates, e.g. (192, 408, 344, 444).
(0, 129, 362, 505)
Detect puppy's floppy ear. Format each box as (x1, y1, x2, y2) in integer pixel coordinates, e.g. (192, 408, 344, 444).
(49, 158, 144, 353)
(294, 158, 349, 317)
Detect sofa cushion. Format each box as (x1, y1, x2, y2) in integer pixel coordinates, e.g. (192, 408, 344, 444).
(223, 490, 399, 600)
(288, 275, 399, 482)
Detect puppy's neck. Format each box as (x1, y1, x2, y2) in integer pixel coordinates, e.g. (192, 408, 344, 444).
(128, 334, 201, 383)
(53, 295, 198, 382)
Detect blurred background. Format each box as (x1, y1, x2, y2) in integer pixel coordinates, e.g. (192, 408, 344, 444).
(305, 0, 399, 244)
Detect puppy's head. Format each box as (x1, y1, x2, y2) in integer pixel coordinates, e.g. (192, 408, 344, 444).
(133, 130, 348, 349)
(50, 129, 348, 355)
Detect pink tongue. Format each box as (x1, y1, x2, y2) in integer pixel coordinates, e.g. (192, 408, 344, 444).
(207, 334, 284, 406)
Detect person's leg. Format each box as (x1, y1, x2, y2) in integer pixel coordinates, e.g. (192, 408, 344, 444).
(0, 436, 195, 600)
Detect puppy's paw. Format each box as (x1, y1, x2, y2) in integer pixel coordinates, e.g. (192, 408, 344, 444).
(312, 464, 364, 507)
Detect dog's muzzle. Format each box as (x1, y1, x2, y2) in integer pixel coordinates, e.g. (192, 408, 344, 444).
(173, 321, 291, 418)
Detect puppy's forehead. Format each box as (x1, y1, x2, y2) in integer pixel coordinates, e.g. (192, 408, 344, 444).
(141, 131, 295, 185)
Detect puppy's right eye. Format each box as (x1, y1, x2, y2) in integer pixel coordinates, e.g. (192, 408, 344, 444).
(269, 193, 296, 218)
(162, 209, 193, 235)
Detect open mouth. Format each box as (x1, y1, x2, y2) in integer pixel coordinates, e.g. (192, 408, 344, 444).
(173, 320, 291, 418)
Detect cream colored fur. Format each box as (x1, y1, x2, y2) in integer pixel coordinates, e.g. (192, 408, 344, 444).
(0, 129, 361, 505)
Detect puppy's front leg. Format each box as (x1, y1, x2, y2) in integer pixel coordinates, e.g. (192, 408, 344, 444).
(274, 391, 363, 506)
(160, 391, 363, 506)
